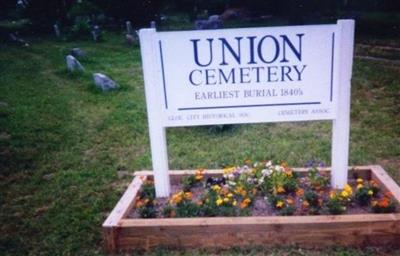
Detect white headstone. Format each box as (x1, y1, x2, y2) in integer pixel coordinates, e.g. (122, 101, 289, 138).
(66, 55, 84, 72)
(126, 21, 133, 35)
(93, 73, 119, 91)
(139, 20, 355, 197)
(53, 24, 61, 38)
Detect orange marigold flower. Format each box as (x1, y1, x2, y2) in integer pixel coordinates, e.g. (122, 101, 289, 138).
(286, 198, 294, 205)
(135, 199, 144, 208)
(378, 197, 390, 208)
(243, 198, 251, 204)
(296, 188, 304, 197)
(195, 175, 203, 181)
(184, 192, 193, 200)
(276, 186, 285, 194)
(302, 201, 310, 208)
(285, 170, 293, 177)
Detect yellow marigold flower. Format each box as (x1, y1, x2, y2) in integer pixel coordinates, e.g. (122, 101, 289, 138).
(233, 200, 237, 206)
(344, 184, 353, 195)
(216, 198, 223, 206)
(276, 186, 285, 194)
(356, 178, 363, 184)
(223, 197, 229, 203)
(357, 184, 364, 190)
(211, 184, 221, 191)
(227, 193, 233, 198)
(368, 190, 373, 196)
(276, 200, 284, 208)
(340, 190, 349, 198)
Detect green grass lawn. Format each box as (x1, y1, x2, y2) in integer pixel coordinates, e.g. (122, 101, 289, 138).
(0, 32, 399, 255)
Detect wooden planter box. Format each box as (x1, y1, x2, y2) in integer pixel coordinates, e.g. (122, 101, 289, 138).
(103, 166, 400, 253)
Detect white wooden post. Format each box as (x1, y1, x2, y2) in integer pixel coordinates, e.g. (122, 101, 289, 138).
(331, 20, 355, 189)
(139, 29, 170, 197)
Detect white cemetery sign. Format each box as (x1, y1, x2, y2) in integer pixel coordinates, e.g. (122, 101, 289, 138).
(139, 20, 355, 197)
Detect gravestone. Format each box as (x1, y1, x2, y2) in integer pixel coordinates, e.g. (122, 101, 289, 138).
(66, 55, 84, 72)
(139, 20, 355, 197)
(194, 15, 223, 30)
(91, 25, 101, 41)
(9, 33, 29, 47)
(126, 21, 133, 35)
(53, 24, 61, 38)
(93, 73, 119, 91)
(70, 48, 86, 58)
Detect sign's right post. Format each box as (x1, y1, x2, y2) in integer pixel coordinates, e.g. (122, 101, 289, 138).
(331, 20, 355, 189)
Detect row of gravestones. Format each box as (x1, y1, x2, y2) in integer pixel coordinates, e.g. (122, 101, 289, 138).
(65, 17, 222, 92)
(66, 51, 119, 92)
(54, 23, 102, 42)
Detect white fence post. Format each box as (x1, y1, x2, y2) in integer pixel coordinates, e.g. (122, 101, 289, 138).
(331, 20, 355, 189)
(139, 29, 171, 197)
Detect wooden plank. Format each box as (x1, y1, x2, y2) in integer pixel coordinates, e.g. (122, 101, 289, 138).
(117, 214, 400, 250)
(371, 165, 400, 203)
(120, 213, 400, 227)
(102, 175, 146, 253)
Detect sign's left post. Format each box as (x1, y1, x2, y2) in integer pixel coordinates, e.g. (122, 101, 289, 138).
(139, 29, 171, 197)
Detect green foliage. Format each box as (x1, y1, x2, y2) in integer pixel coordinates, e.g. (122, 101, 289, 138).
(304, 189, 320, 207)
(175, 200, 201, 217)
(138, 205, 157, 218)
(303, 189, 322, 215)
(279, 205, 295, 216)
(69, 18, 91, 40)
(262, 168, 297, 195)
(181, 175, 197, 192)
(162, 204, 175, 218)
(355, 186, 373, 206)
(326, 197, 346, 215)
(140, 182, 156, 200)
(307, 167, 329, 190)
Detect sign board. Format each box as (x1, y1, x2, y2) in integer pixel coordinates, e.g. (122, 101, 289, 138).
(139, 20, 355, 197)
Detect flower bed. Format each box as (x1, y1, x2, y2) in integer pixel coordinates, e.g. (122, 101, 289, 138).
(130, 162, 398, 218)
(103, 165, 400, 253)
